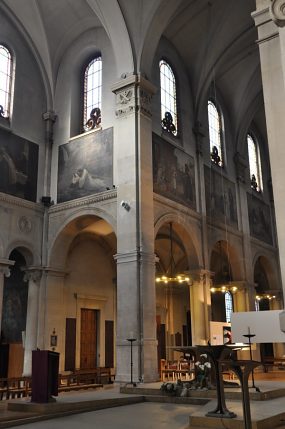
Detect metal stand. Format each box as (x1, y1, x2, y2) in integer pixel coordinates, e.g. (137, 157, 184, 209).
(243, 328, 260, 392)
(126, 338, 137, 387)
(220, 360, 261, 429)
(197, 345, 236, 418)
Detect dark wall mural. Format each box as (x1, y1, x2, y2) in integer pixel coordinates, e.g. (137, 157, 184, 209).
(0, 128, 38, 202)
(152, 133, 196, 209)
(1, 250, 28, 344)
(204, 166, 238, 228)
(57, 127, 113, 203)
(247, 193, 273, 245)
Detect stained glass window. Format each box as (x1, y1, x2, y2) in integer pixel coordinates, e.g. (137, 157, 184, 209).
(0, 45, 13, 119)
(208, 100, 223, 167)
(225, 291, 233, 323)
(160, 60, 177, 135)
(247, 133, 262, 192)
(83, 56, 102, 131)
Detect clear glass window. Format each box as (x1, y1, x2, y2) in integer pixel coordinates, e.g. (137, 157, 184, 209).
(83, 56, 102, 131)
(225, 291, 233, 323)
(0, 45, 12, 118)
(247, 133, 262, 192)
(159, 60, 177, 136)
(208, 100, 223, 166)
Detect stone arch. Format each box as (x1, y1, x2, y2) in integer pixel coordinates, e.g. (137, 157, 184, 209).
(5, 242, 36, 267)
(154, 212, 201, 270)
(209, 239, 242, 282)
(252, 252, 278, 292)
(49, 210, 117, 269)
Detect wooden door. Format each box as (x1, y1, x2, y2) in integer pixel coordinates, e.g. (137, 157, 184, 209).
(80, 309, 98, 369)
(65, 318, 76, 371)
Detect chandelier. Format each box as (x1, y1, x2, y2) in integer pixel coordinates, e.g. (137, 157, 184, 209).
(155, 223, 191, 285)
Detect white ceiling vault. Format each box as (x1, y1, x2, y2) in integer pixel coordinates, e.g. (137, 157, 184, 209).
(1, 0, 264, 144)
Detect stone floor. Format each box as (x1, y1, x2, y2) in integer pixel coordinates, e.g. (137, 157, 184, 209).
(1, 372, 285, 429)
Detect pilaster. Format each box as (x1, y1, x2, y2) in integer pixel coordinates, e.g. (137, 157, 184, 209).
(189, 269, 213, 345)
(22, 268, 42, 376)
(112, 75, 158, 382)
(253, 1, 285, 298)
(0, 259, 15, 336)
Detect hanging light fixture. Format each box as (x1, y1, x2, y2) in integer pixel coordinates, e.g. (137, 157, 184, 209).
(156, 223, 191, 284)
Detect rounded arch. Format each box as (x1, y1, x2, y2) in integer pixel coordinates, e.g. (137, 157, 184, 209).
(209, 239, 242, 282)
(154, 212, 201, 270)
(5, 242, 36, 266)
(252, 253, 279, 292)
(49, 210, 117, 269)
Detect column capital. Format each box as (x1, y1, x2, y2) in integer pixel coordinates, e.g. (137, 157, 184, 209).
(270, 0, 285, 27)
(114, 250, 156, 265)
(189, 269, 215, 283)
(23, 268, 42, 284)
(43, 110, 57, 123)
(111, 74, 156, 118)
(0, 258, 15, 277)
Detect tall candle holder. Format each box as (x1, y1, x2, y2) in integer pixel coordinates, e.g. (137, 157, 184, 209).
(126, 337, 137, 387)
(242, 327, 260, 392)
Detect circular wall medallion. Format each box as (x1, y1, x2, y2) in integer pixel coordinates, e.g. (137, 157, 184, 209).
(18, 216, 32, 233)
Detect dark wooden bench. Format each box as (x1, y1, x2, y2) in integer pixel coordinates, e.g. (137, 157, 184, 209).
(0, 377, 32, 400)
(58, 371, 103, 392)
(262, 357, 285, 372)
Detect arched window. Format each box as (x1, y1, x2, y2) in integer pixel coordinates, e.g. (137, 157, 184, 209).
(208, 100, 223, 167)
(0, 44, 13, 119)
(247, 133, 262, 192)
(225, 291, 233, 323)
(83, 56, 102, 132)
(159, 60, 177, 136)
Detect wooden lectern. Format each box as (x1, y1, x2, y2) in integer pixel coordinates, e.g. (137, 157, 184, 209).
(31, 350, 59, 403)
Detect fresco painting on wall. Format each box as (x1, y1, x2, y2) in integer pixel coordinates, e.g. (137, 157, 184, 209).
(247, 193, 273, 245)
(204, 166, 238, 228)
(0, 128, 39, 202)
(57, 127, 113, 203)
(152, 133, 196, 209)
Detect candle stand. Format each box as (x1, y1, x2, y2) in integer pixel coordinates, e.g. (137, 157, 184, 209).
(197, 345, 236, 418)
(220, 360, 261, 429)
(126, 337, 137, 387)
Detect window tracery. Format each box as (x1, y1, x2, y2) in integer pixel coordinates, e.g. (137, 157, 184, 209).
(83, 56, 102, 132)
(159, 60, 177, 136)
(208, 100, 223, 167)
(225, 291, 233, 323)
(0, 44, 13, 119)
(247, 133, 262, 192)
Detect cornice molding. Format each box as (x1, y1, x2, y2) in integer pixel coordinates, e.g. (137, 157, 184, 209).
(0, 192, 44, 213)
(49, 190, 117, 214)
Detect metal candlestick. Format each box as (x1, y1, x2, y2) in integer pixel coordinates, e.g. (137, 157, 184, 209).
(126, 338, 137, 387)
(243, 328, 260, 393)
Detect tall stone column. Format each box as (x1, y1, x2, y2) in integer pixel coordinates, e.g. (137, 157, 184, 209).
(23, 269, 42, 376)
(253, 1, 285, 299)
(0, 259, 15, 336)
(190, 270, 212, 345)
(112, 75, 157, 382)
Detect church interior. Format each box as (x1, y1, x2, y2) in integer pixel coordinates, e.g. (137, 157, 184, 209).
(1, 0, 285, 389)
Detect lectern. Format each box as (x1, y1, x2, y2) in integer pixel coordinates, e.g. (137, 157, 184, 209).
(31, 350, 59, 403)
